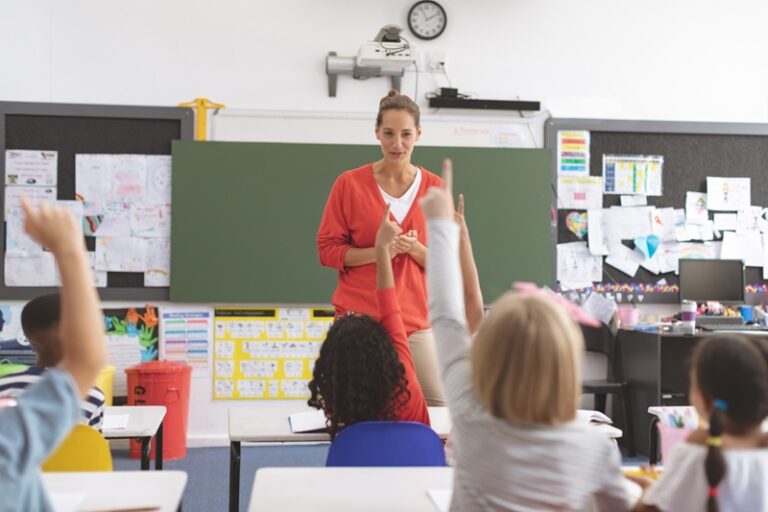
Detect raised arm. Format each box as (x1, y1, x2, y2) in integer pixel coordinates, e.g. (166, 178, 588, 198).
(21, 199, 106, 398)
(422, 160, 476, 411)
(455, 194, 484, 333)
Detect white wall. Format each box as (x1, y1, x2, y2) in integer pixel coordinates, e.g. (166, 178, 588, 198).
(2, 0, 765, 444)
(2, 0, 767, 122)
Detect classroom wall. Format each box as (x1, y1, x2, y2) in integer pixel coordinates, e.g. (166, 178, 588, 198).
(2, 0, 765, 444)
(2, 0, 768, 122)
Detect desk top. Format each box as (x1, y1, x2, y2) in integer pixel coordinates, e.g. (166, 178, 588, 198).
(248, 467, 452, 512)
(228, 404, 621, 442)
(43, 470, 186, 512)
(229, 404, 451, 443)
(104, 405, 166, 438)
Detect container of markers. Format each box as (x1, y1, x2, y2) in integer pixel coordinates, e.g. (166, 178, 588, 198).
(658, 423, 695, 464)
(656, 406, 698, 463)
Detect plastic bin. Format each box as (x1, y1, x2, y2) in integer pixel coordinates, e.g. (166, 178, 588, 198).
(658, 423, 694, 464)
(94, 365, 115, 406)
(126, 360, 192, 461)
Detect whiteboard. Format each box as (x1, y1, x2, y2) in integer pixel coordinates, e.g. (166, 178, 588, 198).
(210, 108, 549, 148)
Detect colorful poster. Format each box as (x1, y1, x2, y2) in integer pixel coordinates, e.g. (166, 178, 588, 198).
(213, 307, 334, 400)
(557, 130, 590, 176)
(103, 306, 160, 396)
(160, 307, 212, 378)
(602, 155, 663, 196)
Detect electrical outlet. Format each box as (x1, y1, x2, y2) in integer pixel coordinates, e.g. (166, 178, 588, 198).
(427, 51, 447, 72)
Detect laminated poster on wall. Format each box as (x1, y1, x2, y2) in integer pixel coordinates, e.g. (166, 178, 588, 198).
(103, 306, 159, 396)
(212, 307, 335, 400)
(602, 155, 663, 196)
(160, 306, 212, 378)
(0, 304, 32, 365)
(557, 130, 590, 176)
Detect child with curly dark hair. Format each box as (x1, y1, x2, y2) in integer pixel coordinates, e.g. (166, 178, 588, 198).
(308, 205, 430, 436)
(634, 334, 768, 512)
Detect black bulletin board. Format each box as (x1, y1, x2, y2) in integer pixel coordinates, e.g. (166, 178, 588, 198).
(545, 118, 768, 303)
(0, 101, 194, 300)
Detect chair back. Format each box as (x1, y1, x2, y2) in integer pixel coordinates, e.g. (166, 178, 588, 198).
(326, 421, 446, 467)
(581, 323, 624, 382)
(42, 423, 113, 472)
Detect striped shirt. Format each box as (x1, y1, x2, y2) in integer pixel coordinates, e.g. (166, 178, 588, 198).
(427, 219, 631, 511)
(0, 366, 105, 430)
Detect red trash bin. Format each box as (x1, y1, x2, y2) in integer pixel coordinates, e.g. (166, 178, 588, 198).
(126, 360, 192, 461)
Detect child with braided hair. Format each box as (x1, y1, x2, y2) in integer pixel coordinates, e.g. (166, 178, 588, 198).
(635, 334, 768, 512)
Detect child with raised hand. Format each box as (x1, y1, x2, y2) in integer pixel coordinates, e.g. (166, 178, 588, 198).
(308, 205, 430, 437)
(0, 200, 106, 511)
(422, 159, 631, 511)
(635, 335, 768, 512)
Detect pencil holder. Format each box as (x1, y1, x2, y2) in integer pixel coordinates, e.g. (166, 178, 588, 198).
(657, 423, 694, 464)
(618, 305, 639, 327)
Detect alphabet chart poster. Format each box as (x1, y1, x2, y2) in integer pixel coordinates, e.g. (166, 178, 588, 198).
(213, 307, 334, 400)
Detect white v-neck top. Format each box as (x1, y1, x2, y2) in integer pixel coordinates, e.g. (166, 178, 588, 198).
(379, 168, 422, 224)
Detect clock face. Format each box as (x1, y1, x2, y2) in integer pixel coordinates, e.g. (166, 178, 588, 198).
(408, 1, 447, 40)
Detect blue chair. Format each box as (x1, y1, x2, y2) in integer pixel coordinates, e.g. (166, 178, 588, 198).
(326, 421, 446, 467)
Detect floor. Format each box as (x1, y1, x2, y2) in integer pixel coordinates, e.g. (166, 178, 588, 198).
(112, 445, 647, 512)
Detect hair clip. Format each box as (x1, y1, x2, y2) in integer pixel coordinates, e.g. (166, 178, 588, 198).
(706, 436, 723, 447)
(708, 486, 719, 498)
(713, 399, 729, 411)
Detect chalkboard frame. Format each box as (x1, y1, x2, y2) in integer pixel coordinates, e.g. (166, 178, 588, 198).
(545, 118, 768, 303)
(0, 101, 194, 300)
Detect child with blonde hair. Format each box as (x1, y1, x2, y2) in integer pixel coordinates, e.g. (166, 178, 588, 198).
(422, 160, 631, 511)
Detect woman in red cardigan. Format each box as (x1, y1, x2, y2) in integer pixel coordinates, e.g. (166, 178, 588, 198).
(316, 91, 445, 406)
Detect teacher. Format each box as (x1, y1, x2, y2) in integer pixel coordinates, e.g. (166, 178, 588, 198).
(317, 91, 445, 406)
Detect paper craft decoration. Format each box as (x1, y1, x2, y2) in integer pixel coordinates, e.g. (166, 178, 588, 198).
(565, 212, 588, 239)
(634, 235, 660, 259)
(602, 155, 663, 196)
(557, 130, 590, 175)
(706, 177, 750, 211)
(103, 306, 159, 396)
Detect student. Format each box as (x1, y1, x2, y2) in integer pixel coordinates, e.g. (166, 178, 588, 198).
(0, 200, 106, 512)
(635, 335, 768, 512)
(308, 205, 430, 437)
(0, 293, 105, 430)
(422, 160, 631, 511)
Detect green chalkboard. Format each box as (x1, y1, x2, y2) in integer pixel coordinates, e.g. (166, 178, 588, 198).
(171, 141, 551, 303)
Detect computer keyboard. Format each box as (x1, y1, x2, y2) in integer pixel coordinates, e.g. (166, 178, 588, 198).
(701, 324, 768, 332)
(695, 315, 744, 329)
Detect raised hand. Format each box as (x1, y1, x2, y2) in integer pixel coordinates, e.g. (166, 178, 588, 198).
(420, 158, 454, 219)
(375, 204, 402, 250)
(20, 198, 83, 255)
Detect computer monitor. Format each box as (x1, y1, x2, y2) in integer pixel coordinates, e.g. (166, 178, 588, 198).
(678, 259, 745, 303)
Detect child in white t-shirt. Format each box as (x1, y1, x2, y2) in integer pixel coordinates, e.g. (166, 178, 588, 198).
(634, 334, 768, 512)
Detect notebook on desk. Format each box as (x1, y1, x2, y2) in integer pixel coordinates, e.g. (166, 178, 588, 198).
(288, 409, 329, 434)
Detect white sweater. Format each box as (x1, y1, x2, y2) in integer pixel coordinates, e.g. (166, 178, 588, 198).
(426, 218, 631, 511)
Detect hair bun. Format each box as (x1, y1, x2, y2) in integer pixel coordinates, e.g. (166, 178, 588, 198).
(387, 90, 399, 97)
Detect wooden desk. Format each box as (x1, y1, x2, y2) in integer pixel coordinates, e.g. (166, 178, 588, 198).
(43, 470, 186, 512)
(104, 405, 166, 470)
(228, 404, 621, 512)
(248, 467, 452, 512)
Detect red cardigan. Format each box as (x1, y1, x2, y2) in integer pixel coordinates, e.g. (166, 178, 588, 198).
(317, 163, 442, 335)
(377, 287, 430, 425)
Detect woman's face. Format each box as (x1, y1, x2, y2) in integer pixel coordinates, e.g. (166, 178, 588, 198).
(375, 109, 421, 165)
